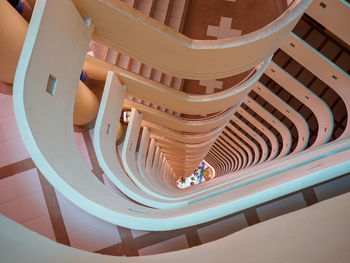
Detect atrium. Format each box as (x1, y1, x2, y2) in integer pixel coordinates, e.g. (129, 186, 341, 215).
(0, 0, 350, 262)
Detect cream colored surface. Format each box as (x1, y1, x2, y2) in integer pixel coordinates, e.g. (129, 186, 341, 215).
(265, 62, 333, 148)
(210, 145, 233, 174)
(211, 145, 235, 174)
(123, 98, 238, 133)
(122, 108, 181, 194)
(216, 138, 242, 171)
(226, 123, 260, 165)
(280, 33, 350, 141)
(3, 190, 350, 262)
(231, 116, 268, 164)
(219, 135, 248, 169)
(73, 0, 311, 79)
(10, 0, 350, 234)
(142, 120, 223, 144)
(245, 96, 291, 158)
(216, 139, 242, 171)
(222, 130, 253, 168)
(84, 55, 268, 115)
(254, 82, 309, 153)
(306, 0, 350, 45)
(237, 108, 279, 162)
(207, 151, 226, 175)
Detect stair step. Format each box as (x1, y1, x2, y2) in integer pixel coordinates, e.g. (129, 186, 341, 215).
(118, 54, 131, 69)
(105, 49, 119, 65)
(152, 0, 170, 22)
(173, 77, 182, 90)
(162, 74, 172, 87)
(136, 0, 153, 14)
(94, 0, 188, 116)
(140, 65, 152, 78)
(89, 41, 108, 60)
(167, 0, 184, 30)
(130, 60, 142, 74)
(164, 0, 175, 25)
(152, 69, 162, 82)
(121, 0, 135, 6)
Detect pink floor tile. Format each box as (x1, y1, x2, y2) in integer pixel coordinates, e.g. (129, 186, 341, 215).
(23, 215, 56, 241)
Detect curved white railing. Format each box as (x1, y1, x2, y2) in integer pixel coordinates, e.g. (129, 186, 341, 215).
(73, 0, 312, 79)
(237, 108, 279, 162)
(254, 82, 309, 154)
(280, 33, 350, 141)
(245, 97, 292, 158)
(265, 62, 334, 148)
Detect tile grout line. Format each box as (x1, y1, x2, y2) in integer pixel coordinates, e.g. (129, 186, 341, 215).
(302, 187, 319, 206)
(117, 226, 139, 256)
(185, 228, 202, 248)
(37, 169, 71, 246)
(0, 158, 36, 180)
(82, 130, 105, 183)
(244, 208, 261, 226)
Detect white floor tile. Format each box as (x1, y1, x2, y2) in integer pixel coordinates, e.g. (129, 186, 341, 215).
(23, 215, 56, 241)
(0, 176, 17, 205)
(14, 168, 41, 197)
(56, 190, 121, 252)
(0, 137, 30, 167)
(0, 168, 49, 224)
(0, 117, 20, 143)
(0, 199, 23, 223)
(18, 191, 49, 223)
(55, 190, 97, 233)
(0, 95, 15, 119)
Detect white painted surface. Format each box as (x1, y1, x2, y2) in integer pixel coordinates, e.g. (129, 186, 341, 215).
(12, 0, 349, 231)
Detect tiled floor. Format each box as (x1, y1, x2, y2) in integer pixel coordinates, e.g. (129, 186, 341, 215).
(55, 190, 121, 252)
(74, 131, 92, 170)
(1, 86, 350, 256)
(1, 1, 350, 258)
(0, 168, 55, 241)
(0, 93, 30, 167)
